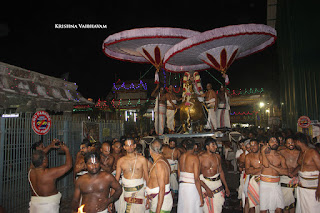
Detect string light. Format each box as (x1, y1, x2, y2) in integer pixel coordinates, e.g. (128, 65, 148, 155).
(111, 98, 153, 108)
(215, 88, 264, 96)
(113, 80, 147, 90)
(230, 111, 259, 116)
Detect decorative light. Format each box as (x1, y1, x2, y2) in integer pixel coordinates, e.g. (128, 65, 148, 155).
(230, 111, 259, 116)
(125, 111, 128, 121)
(259, 102, 265, 108)
(2, 113, 19, 118)
(113, 80, 147, 90)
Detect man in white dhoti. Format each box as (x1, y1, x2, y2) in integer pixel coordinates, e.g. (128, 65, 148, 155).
(151, 84, 166, 135)
(115, 138, 149, 213)
(146, 140, 173, 213)
(216, 85, 231, 129)
(291, 132, 320, 213)
(177, 138, 203, 213)
(279, 136, 300, 213)
(29, 141, 72, 213)
(198, 83, 218, 130)
(280, 176, 298, 212)
(199, 138, 230, 213)
(165, 85, 180, 133)
(260, 136, 287, 213)
(236, 140, 246, 200)
(71, 152, 122, 213)
(245, 139, 262, 213)
(162, 138, 181, 196)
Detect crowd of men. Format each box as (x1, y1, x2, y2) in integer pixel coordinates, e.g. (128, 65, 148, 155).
(26, 127, 320, 213)
(26, 134, 231, 213)
(236, 131, 320, 213)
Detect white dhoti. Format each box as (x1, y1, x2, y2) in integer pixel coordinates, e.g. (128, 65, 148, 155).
(259, 175, 284, 212)
(166, 100, 176, 132)
(177, 172, 203, 213)
(167, 159, 179, 193)
(119, 177, 146, 213)
(296, 170, 320, 213)
(200, 174, 225, 213)
(242, 174, 250, 207)
(29, 192, 61, 213)
(205, 98, 217, 130)
(146, 184, 173, 213)
(216, 103, 231, 128)
(238, 171, 245, 200)
(154, 102, 166, 135)
(111, 170, 122, 213)
(280, 175, 297, 210)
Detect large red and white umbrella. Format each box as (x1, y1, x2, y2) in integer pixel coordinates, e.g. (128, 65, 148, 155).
(102, 27, 200, 83)
(163, 24, 277, 84)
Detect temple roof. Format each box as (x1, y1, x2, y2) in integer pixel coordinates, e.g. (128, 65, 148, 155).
(0, 62, 93, 112)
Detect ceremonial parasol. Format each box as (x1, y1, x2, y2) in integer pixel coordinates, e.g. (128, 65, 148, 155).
(102, 27, 200, 83)
(163, 24, 277, 83)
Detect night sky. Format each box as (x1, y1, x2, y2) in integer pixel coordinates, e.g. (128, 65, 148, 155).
(0, 1, 277, 100)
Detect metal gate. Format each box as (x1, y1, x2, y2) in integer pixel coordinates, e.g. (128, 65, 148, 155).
(0, 113, 124, 213)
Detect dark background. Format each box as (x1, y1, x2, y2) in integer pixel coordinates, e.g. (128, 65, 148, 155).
(0, 1, 278, 100)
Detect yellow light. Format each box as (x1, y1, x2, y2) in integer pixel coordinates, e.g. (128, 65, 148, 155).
(78, 204, 86, 213)
(259, 102, 265, 108)
(266, 109, 270, 113)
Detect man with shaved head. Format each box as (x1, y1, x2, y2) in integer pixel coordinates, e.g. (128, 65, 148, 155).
(100, 142, 115, 173)
(146, 140, 173, 213)
(111, 140, 124, 175)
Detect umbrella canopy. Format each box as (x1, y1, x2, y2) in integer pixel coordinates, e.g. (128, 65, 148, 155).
(163, 24, 277, 73)
(103, 27, 200, 71)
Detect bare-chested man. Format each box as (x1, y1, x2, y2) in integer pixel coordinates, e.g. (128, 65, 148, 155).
(198, 83, 218, 130)
(146, 140, 173, 213)
(165, 85, 180, 133)
(29, 139, 60, 170)
(152, 84, 167, 135)
(245, 139, 262, 213)
(292, 132, 320, 212)
(216, 85, 231, 128)
(100, 142, 115, 174)
(177, 138, 203, 213)
(260, 136, 288, 213)
(199, 137, 230, 213)
(28, 142, 72, 213)
(115, 138, 149, 213)
(111, 141, 124, 175)
(236, 141, 246, 206)
(74, 139, 90, 180)
(71, 152, 122, 213)
(241, 140, 252, 213)
(162, 138, 181, 195)
(279, 136, 300, 213)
